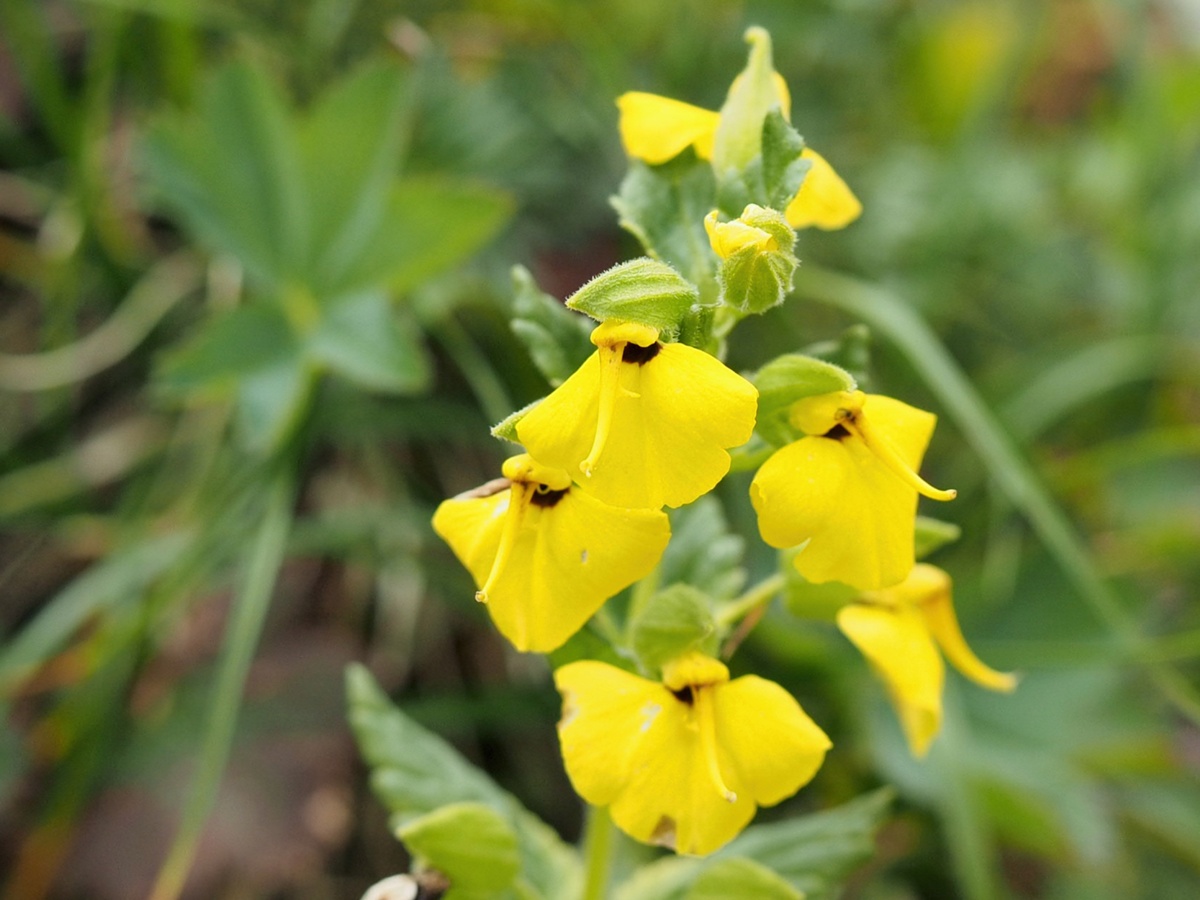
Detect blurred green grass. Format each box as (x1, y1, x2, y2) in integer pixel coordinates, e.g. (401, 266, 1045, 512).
(1, 0, 1198, 897)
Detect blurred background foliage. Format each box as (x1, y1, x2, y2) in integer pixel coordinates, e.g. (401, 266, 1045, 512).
(0, 0, 1198, 897)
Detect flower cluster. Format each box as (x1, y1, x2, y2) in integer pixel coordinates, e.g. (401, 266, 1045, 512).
(433, 26, 1014, 857)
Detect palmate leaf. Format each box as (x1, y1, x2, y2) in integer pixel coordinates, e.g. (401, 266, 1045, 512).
(345, 665, 581, 900)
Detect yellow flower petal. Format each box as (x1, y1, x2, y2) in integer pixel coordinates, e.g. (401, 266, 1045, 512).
(433, 480, 669, 652)
(712, 675, 831, 806)
(750, 394, 938, 590)
(616, 92, 721, 164)
(837, 602, 944, 757)
(908, 564, 1018, 693)
(517, 342, 757, 510)
(784, 148, 862, 231)
(704, 209, 778, 259)
(555, 659, 828, 856)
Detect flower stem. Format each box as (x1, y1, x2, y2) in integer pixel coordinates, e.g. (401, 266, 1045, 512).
(715, 573, 785, 629)
(581, 803, 615, 900)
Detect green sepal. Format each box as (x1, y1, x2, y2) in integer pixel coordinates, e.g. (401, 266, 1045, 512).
(566, 258, 698, 337)
(713, 206, 798, 315)
(491, 397, 542, 444)
(509, 266, 594, 386)
(396, 802, 520, 897)
(914, 516, 962, 559)
(687, 858, 800, 900)
(613, 155, 717, 288)
(629, 584, 718, 672)
(752, 354, 857, 446)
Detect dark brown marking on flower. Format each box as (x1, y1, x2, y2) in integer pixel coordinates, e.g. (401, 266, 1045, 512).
(622, 342, 662, 365)
(455, 477, 511, 500)
(650, 814, 678, 850)
(824, 423, 851, 441)
(669, 685, 695, 705)
(530, 486, 569, 508)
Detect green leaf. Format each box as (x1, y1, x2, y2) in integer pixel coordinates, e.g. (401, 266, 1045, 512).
(629, 584, 717, 671)
(142, 62, 305, 287)
(613, 156, 718, 288)
(156, 304, 299, 399)
(752, 354, 857, 447)
(345, 665, 582, 900)
(336, 176, 512, 297)
(687, 857, 800, 900)
(659, 496, 746, 602)
(306, 290, 430, 394)
(234, 352, 315, 454)
(914, 516, 963, 559)
(566, 258, 698, 336)
(716, 789, 893, 899)
(509, 266, 594, 386)
(299, 62, 414, 290)
(613, 857, 702, 900)
(761, 111, 810, 212)
(397, 803, 520, 895)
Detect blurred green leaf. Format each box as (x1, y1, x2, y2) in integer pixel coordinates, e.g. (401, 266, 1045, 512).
(345, 665, 581, 900)
(299, 62, 413, 289)
(143, 61, 305, 287)
(659, 496, 746, 602)
(629, 584, 717, 671)
(914, 516, 963, 559)
(687, 857, 800, 900)
(336, 176, 512, 297)
(306, 290, 430, 393)
(509, 265, 594, 387)
(716, 788, 893, 898)
(397, 802, 520, 898)
(614, 792, 889, 900)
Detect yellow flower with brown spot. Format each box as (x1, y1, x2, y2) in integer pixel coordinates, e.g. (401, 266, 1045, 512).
(750, 390, 956, 591)
(616, 28, 861, 231)
(837, 563, 1017, 756)
(432, 454, 670, 652)
(516, 321, 758, 510)
(554, 651, 830, 856)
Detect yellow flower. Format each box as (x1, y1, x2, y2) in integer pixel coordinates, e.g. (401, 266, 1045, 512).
(616, 30, 861, 231)
(837, 563, 1017, 756)
(554, 651, 830, 856)
(704, 207, 780, 258)
(516, 321, 758, 510)
(750, 390, 956, 591)
(432, 454, 670, 652)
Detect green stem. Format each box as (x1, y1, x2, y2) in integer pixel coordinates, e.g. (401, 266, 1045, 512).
(793, 265, 1200, 725)
(716, 573, 786, 629)
(149, 470, 295, 900)
(581, 803, 615, 900)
